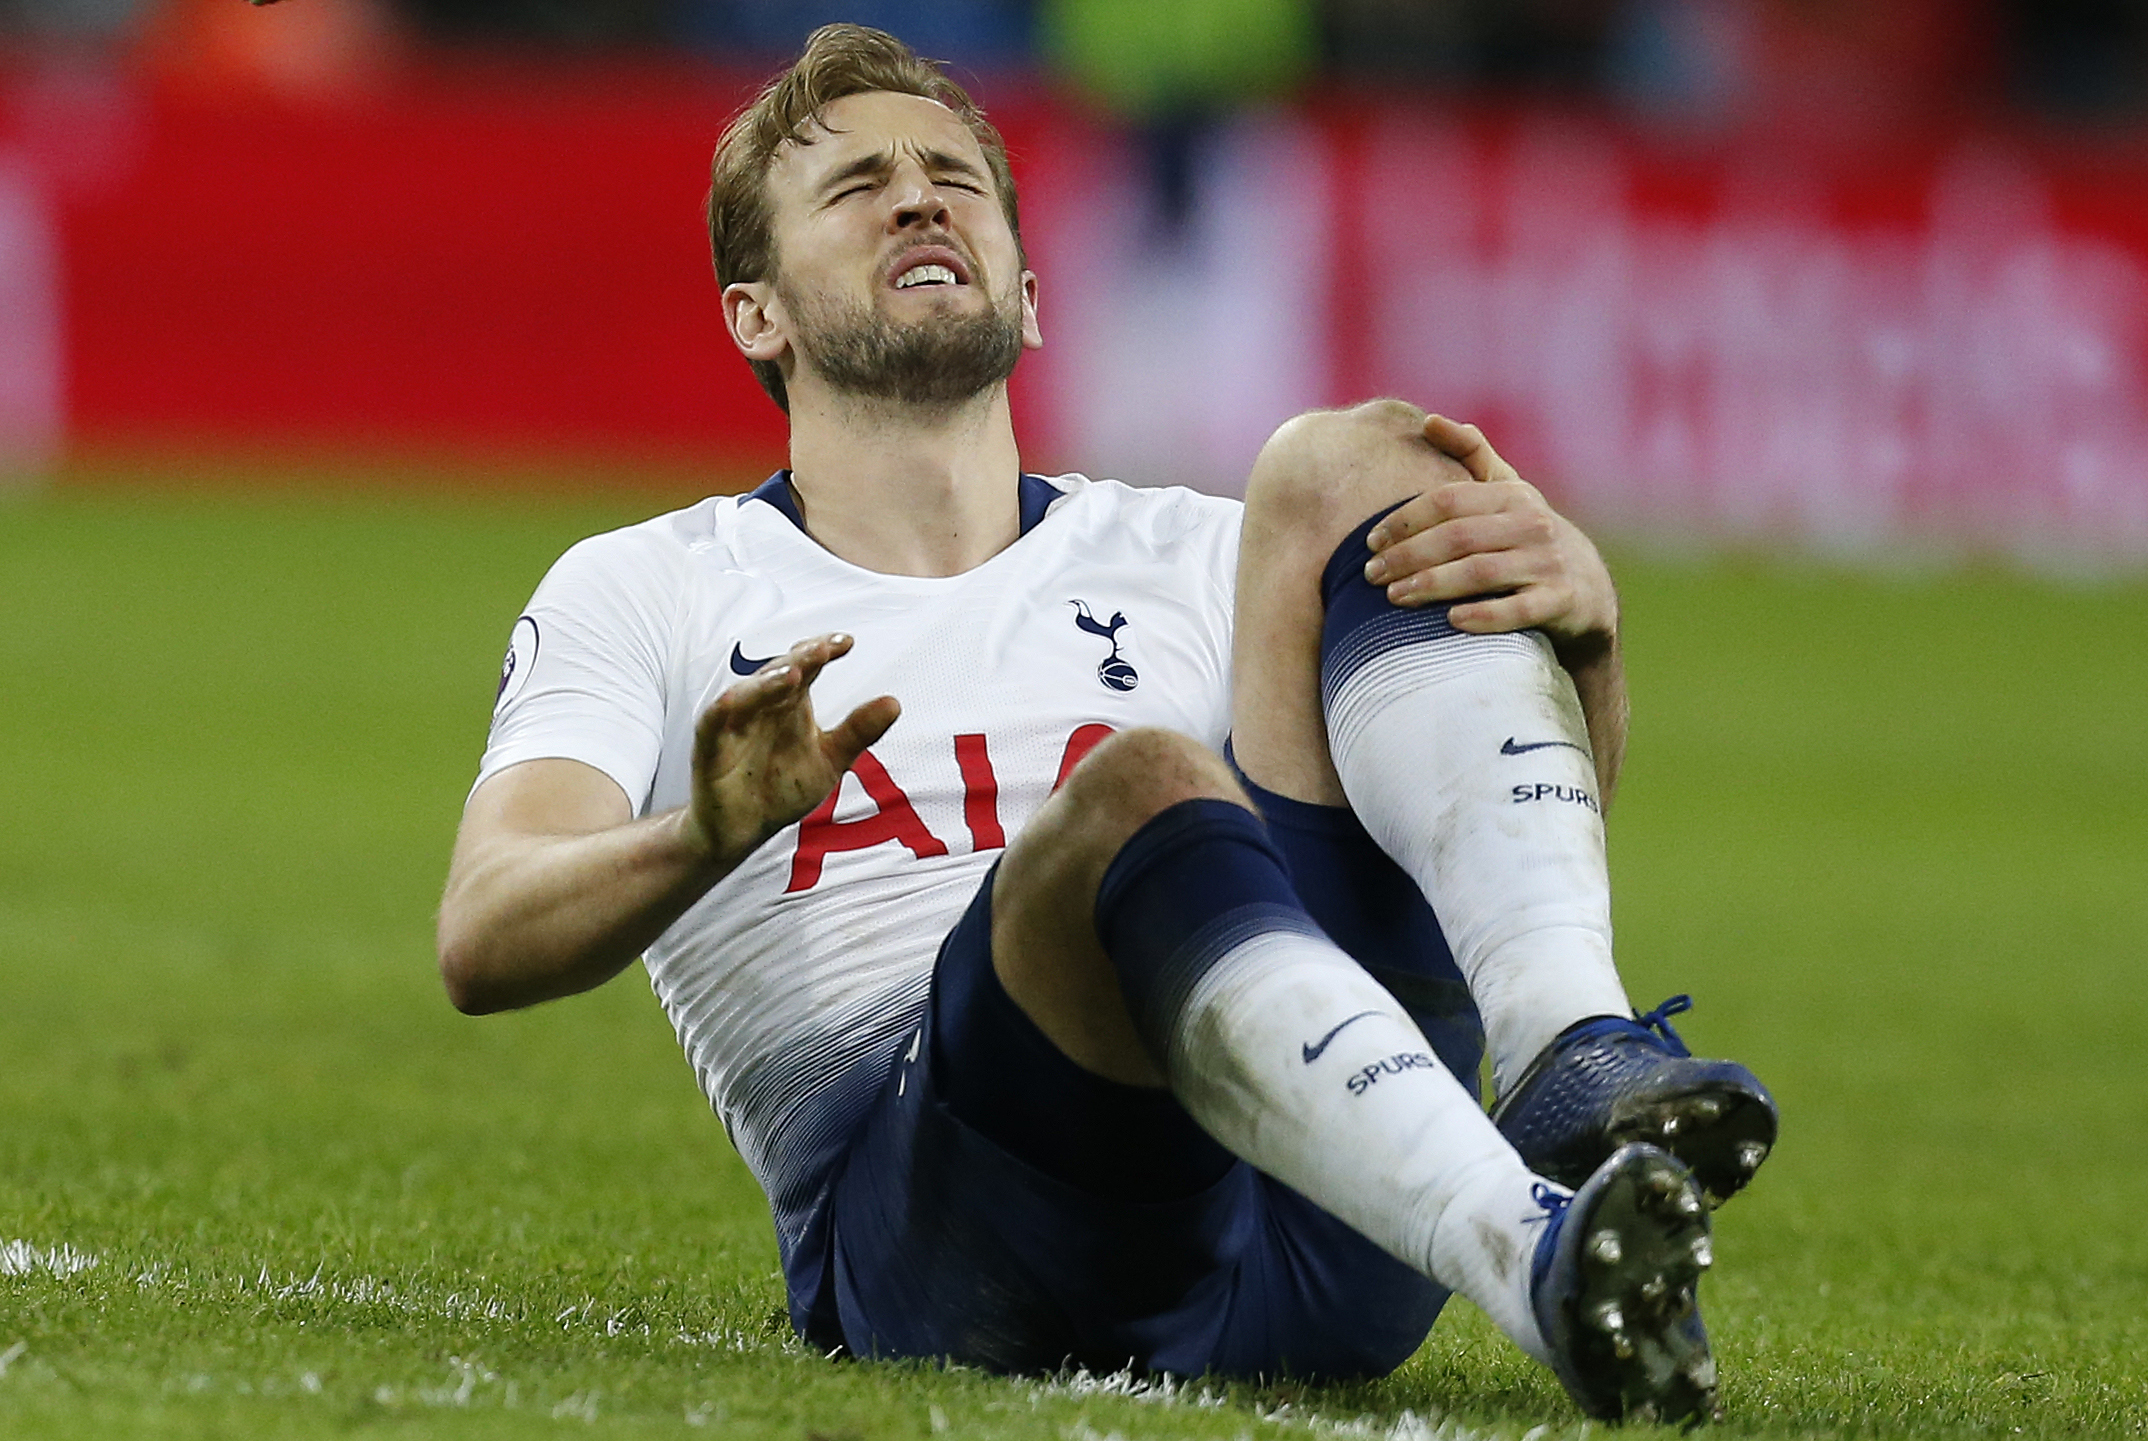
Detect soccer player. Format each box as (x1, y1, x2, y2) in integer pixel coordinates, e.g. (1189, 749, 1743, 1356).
(437, 24, 1776, 1424)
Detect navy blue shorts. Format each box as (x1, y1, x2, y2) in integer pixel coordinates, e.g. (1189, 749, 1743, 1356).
(785, 780, 1484, 1379)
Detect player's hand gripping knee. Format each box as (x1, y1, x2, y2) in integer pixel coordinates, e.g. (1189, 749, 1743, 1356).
(681, 634, 900, 870)
(1362, 416, 1618, 660)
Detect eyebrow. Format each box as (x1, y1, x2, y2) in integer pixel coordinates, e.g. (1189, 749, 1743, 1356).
(817, 145, 989, 198)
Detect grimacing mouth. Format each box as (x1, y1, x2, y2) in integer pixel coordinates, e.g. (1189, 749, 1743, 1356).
(887, 242, 974, 291)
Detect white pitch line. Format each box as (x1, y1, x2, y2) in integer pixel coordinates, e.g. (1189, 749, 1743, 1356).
(0, 1240, 100, 1278)
(1028, 1367, 1231, 1410)
(126, 1259, 792, 1358)
(1025, 1367, 1539, 1441)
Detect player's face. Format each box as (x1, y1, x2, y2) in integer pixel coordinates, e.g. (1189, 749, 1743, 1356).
(730, 90, 1042, 407)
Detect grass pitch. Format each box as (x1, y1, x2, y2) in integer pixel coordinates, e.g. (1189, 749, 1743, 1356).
(2, 476, 2143, 1439)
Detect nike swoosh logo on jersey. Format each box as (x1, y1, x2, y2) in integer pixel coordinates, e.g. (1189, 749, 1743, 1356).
(1302, 1010, 1381, 1064)
(730, 643, 777, 676)
(1500, 737, 1589, 757)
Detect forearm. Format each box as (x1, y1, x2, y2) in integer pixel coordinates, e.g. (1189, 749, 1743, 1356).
(437, 807, 725, 1014)
(1557, 634, 1628, 809)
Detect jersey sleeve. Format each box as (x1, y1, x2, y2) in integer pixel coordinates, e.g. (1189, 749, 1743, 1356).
(1177, 488, 1242, 625)
(1192, 493, 1245, 743)
(471, 523, 685, 812)
(1152, 485, 1244, 747)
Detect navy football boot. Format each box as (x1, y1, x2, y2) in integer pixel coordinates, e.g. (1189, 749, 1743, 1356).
(1530, 1143, 1719, 1427)
(1492, 996, 1777, 1207)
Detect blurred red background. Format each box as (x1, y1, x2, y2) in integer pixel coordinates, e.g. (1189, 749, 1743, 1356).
(4, 0, 2147, 558)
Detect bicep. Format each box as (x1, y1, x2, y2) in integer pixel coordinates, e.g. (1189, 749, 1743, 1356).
(453, 758, 635, 874)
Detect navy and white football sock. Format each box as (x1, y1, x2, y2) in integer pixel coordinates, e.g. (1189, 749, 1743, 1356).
(1227, 756, 1486, 1097)
(1319, 511, 1632, 1099)
(1095, 798, 1556, 1360)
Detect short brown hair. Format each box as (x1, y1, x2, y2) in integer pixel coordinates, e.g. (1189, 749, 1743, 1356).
(707, 24, 1024, 412)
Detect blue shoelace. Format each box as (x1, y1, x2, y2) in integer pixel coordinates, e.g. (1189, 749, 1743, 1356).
(1632, 994, 1696, 1057)
(1531, 1181, 1572, 1220)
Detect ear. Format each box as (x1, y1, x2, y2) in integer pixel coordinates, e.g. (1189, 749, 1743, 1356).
(1019, 269, 1042, 351)
(722, 280, 789, 365)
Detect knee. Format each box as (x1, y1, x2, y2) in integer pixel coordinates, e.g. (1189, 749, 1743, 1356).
(1053, 728, 1245, 853)
(1272, 398, 1429, 457)
(1248, 400, 1429, 512)
(1243, 401, 1462, 565)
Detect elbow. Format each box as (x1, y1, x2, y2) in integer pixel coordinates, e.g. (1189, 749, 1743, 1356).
(436, 920, 504, 1016)
(441, 969, 495, 1017)
(437, 954, 491, 1017)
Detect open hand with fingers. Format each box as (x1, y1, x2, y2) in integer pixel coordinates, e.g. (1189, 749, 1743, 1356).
(681, 633, 901, 870)
(1360, 416, 1618, 661)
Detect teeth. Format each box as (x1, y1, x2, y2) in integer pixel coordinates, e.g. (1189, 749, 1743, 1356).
(1691, 1097, 1723, 1122)
(897, 263, 958, 288)
(1737, 1140, 1770, 1172)
(1675, 1188, 1704, 1217)
(1589, 1301, 1625, 1333)
(1662, 1114, 1683, 1138)
(1692, 1236, 1714, 1268)
(1641, 1277, 1667, 1303)
(1588, 1230, 1623, 1266)
(1612, 1333, 1636, 1360)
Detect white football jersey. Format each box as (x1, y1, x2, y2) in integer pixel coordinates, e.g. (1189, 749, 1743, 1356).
(476, 473, 1242, 1249)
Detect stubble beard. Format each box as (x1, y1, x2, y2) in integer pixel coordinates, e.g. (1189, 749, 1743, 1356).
(780, 275, 1025, 410)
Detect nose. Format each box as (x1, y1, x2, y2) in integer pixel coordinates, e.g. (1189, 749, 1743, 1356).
(886, 161, 952, 232)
